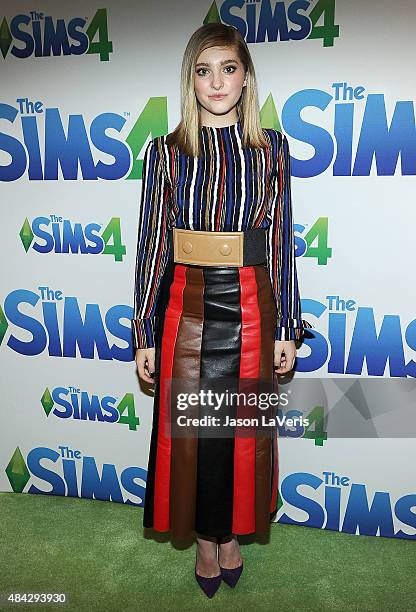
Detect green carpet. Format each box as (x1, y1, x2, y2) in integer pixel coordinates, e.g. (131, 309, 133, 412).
(0, 491, 414, 611)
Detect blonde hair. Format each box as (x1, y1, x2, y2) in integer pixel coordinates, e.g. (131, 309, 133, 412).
(166, 23, 270, 156)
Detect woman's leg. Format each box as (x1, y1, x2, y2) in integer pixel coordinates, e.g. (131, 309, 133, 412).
(195, 533, 220, 577)
(217, 534, 243, 569)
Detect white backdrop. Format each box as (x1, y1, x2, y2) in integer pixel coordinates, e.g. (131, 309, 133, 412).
(1, 0, 415, 539)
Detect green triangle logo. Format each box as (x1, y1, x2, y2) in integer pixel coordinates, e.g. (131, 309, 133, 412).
(0, 306, 8, 345)
(260, 94, 282, 132)
(5, 447, 30, 493)
(203, 2, 221, 24)
(19, 218, 34, 252)
(0, 18, 12, 59)
(277, 487, 283, 512)
(41, 388, 54, 417)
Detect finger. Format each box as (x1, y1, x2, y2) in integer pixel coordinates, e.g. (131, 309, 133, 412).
(136, 354, 155, 383)
(147, 354, 155, 376)
(139, 365, 154, 383)
(275, 358, 295, 374)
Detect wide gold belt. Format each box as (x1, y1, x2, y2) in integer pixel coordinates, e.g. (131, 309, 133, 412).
(173, 228, 244, 266)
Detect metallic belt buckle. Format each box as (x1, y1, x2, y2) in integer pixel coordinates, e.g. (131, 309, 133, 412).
(173, 228, 244, 266)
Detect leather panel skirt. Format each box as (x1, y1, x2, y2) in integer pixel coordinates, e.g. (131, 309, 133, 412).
(143, 259, 279, 539)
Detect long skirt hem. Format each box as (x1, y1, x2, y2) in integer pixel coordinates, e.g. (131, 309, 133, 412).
(142, 261, 279, 541)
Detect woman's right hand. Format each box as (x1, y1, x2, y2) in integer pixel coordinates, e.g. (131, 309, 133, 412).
(135, 348, 156, 383)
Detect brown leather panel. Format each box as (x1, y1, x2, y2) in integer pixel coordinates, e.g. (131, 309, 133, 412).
(170, 265, 204, 539)
(165, 263, 278, 538)
(254, 265, 277, 536)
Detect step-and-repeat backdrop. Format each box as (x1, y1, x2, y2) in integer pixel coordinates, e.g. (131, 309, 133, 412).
(1, 0, 415, 539)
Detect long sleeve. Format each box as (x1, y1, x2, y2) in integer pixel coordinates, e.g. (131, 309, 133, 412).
(266, 131, 313, 341)
(131, 137, 171, 349)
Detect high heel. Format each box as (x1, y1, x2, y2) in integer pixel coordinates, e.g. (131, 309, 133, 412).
(219, 562, 244, 587)
(218, 536, 243, 587)
(194, 551, 222, 598)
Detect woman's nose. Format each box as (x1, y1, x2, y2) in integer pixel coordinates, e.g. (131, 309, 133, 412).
(211, 72, 223, 89)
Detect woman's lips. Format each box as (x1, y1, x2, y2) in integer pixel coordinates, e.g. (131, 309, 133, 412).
(210, 95, 226, 100)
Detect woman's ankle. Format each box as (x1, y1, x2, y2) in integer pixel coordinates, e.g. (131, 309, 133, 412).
(218, 536, 242, 567)
(196, 537, 218, 557)
(195, 537, 220, 576)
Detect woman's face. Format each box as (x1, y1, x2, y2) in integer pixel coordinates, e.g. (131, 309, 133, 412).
(194, 45, 247, 122)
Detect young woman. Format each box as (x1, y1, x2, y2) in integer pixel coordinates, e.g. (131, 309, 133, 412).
(132, 23, 312, 598)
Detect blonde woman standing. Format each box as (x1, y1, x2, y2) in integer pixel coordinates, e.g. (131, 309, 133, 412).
(132, 22, 311, 598)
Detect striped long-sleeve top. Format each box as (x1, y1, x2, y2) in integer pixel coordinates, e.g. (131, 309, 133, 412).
(132, 119, 312, 349)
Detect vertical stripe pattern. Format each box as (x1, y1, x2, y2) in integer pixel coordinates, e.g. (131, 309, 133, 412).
(153, 264, 186, 531)
(132, 120, 312, 349)
(232, 266, 260, 534)
(143, 262, 279, 539)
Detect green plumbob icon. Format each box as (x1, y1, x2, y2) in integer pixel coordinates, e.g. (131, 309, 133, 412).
(0, 306, 8, 344)
(277, 489, 283, 512)
(6, 447, 30, 493)
(41, 388, 54, 416)
(259, 94, 283, 132)
(19, 218, 34, 252)
(203, 2, 221, 24)
(0, 17, 12, 58)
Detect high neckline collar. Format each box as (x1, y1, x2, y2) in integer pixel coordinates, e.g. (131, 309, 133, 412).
(200, 119, 240, 130)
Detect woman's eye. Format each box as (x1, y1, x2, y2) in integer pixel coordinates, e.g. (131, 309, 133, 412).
(196, 66, 237, 76)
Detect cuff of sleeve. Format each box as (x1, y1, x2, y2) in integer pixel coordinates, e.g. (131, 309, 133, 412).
(131, 317, 156, 349)
(274, 318, 314, 341)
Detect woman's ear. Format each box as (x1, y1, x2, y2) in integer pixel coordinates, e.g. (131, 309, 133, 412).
(243, 72, 248, 87)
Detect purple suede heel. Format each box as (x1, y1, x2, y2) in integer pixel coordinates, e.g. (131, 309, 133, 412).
(194, 566, 222, 598)
(219, 562, 244, 587)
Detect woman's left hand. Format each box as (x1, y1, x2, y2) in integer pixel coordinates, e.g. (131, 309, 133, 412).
(274, 340, 296, 374)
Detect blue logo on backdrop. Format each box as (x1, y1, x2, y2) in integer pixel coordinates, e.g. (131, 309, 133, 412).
(298, 298, 416, 377)
(15, 446, 146, 505)
(0, 9, 113, 61)
(20, 215, 126, 261)
(278, 471, 416, 540)
(42, 387, 139, 431)
(2, 287, 133, 361)
(217, 0, 340, 47)
(0, 88, 414, 181)
(7, 447, 415, 539)
(1, 288, 416, 376)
